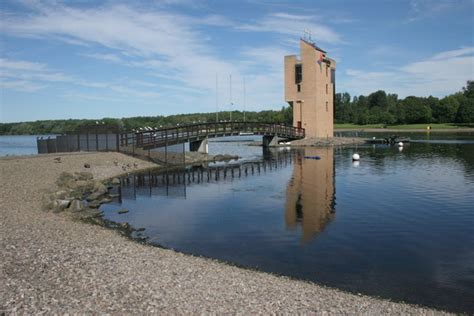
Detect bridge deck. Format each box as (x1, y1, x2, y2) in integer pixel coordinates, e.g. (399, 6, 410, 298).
(121, 122, 305, 150)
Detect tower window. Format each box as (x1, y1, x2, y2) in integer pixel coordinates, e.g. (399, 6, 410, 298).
(297, 84, 301, 92)
(295, 64, 302, 84)
(326, 65, 328, 77)
(326, 84, 328, 94)
(326, 101, 328, 112)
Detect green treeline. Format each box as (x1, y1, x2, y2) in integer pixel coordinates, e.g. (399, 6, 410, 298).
(0, 107, 293, 135)
(335, 81, 474, 125)
(1, 81, 472, 135)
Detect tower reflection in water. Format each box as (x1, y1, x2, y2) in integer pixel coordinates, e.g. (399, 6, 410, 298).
(285, 147, 335, 243)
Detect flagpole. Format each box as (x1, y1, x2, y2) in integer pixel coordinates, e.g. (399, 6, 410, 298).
(215, 73, 219, 122)
(243, 77, 246, 122)
(229, 74, 232, 122)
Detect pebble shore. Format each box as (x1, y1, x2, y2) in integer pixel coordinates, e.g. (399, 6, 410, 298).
(1, 152, 450, 314)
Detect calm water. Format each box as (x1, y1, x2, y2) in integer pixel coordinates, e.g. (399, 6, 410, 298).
(0, 135, 50, 156)
(100, 133, 474, 313)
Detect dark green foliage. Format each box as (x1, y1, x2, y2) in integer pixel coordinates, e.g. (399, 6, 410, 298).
(456, 97, 474, 123)
(399, 96, 432, 124)
(334, 81, 473, 125)
(0, 107, 293, 135)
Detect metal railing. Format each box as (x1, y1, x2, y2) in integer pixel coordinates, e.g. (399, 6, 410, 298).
(120, 122, 305, 150)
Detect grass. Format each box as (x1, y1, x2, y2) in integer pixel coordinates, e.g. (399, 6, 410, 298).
(334, 123, 473, 130)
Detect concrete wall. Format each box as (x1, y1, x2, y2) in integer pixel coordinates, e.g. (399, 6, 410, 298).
(284, 39, 336, 138)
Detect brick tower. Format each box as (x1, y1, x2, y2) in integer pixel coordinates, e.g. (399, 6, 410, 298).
(284, 39, 336, 138)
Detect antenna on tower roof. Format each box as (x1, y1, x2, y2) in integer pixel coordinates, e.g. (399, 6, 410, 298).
(303, 28, 313, 42)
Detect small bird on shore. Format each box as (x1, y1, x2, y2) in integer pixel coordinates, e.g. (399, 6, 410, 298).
(84, 163, 91, 168)
(113, 160, 118, 166)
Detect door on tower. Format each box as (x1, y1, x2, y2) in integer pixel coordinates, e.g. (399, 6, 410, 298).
(297, 121, 302, 129)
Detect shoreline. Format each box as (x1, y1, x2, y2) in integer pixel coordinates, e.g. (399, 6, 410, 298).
(335, 127, 474, 133)
(1, 152, 451, 313)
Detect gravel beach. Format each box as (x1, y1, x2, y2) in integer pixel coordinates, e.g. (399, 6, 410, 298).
(0, 152, 450, 314)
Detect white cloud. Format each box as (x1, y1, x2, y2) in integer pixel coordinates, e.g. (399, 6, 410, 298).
(431, 47, 474, 60)
(341, 47, 474, 97)
(0, 58, 72, 92)
(80, 53, 123, 63)
(237, 12, 342, 44)
(1, 3, 344, 114)
(0, 79, 46, 92)
(0, 58, 47, 72)
(2, 3, 239, 92)
(407, 0, 470, 22)
(0, 56, 164, 99)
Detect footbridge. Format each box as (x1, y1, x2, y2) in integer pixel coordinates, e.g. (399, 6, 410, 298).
(120, 121, 305, 153)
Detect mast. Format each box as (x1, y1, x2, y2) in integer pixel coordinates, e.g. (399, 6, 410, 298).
(229, 74, 233, 121)
(243, 76, 246, 122)
(215, 73, 219, 122)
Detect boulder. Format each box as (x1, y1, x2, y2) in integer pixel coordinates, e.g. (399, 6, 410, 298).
(67, 199, 85, 212)
(54, 190, 69, 199)
(120, 222, 131, 230)
(98, 197, 112, 204)
(87, 191, 104, 202)
(52, 199, 70, 213)
(65, 179, 79, 190)
(56, 172, 75, 187)
(88, 200, 101, 208)
(75, 171, 93, 181)
(75, 180, 91, 189)
(92, 181, 108, 195)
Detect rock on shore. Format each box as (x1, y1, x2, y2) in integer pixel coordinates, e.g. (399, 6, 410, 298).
(288, 136, 367, 147)
(0, 152, 449, 314)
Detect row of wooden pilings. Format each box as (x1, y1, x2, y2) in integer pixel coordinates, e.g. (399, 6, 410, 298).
(121, 154, 293, 188)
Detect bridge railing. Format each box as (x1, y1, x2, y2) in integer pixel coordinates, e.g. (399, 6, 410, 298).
(120, 122, 305, 149)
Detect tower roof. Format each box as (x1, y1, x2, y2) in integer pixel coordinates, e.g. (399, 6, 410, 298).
(300, 38, 327, 54)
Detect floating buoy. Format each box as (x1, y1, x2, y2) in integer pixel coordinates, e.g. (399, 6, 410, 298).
(352, 153, 360, 161)
(398, 142, 404, 147)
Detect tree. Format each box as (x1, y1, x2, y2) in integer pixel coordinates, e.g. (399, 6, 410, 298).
(368, 90, 388, 109)
(456, 98, 474, 123)
(434, 95, 459, 123)
(400, 96, 432, 124)
(463, 80, 474, 98)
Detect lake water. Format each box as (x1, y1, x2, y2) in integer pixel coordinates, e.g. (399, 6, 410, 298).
(0, 135, 50, 156)
(97, 133, 474, 313)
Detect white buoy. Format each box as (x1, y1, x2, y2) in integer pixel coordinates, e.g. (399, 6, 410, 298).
(352, 153, 360, 161)
(398, 141, 404, 147)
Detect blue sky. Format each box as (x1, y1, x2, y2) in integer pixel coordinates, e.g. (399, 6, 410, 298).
(1, 0, 473, 123)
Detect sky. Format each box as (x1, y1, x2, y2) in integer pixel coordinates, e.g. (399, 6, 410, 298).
(0, 0, 473, 123)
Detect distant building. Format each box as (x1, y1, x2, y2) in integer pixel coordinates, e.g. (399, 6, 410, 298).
(284, 39, 336, 138)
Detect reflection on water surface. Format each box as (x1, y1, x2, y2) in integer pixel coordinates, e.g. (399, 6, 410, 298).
(101, 138, 474, 313)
